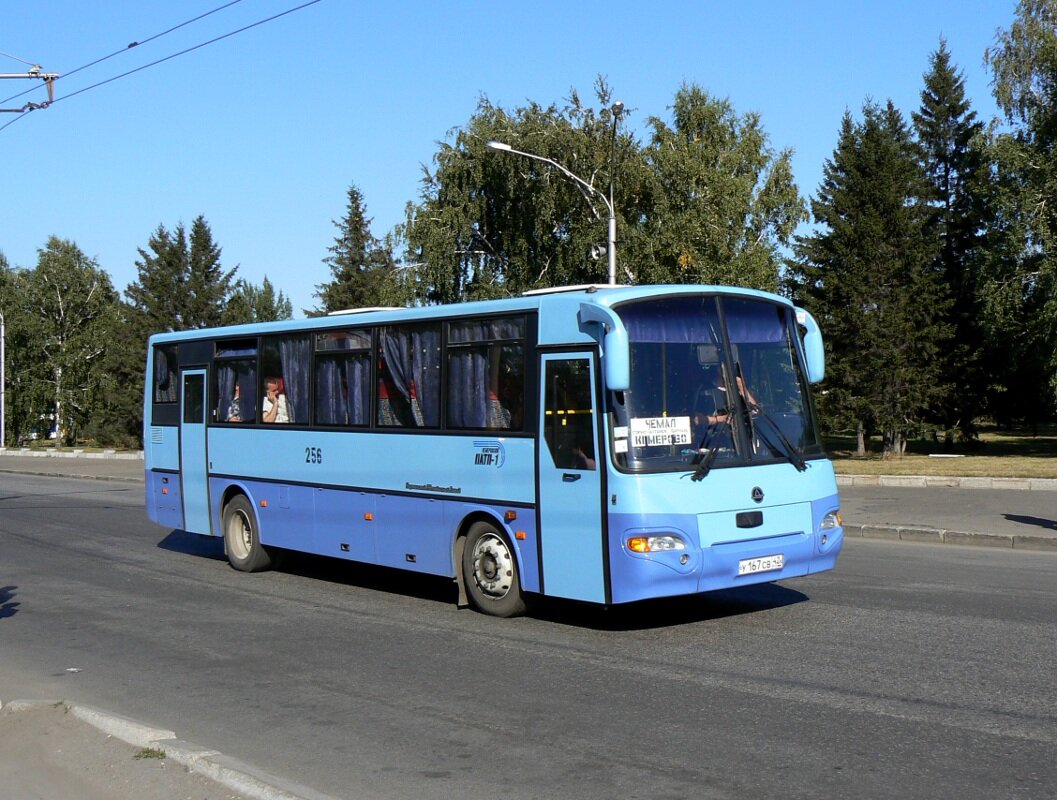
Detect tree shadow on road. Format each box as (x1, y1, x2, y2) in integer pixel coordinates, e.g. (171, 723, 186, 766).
(0, 585, 19, 619)
(1003, 513, 1057, 531)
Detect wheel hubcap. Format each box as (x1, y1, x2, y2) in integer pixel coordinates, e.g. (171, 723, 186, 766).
(471, 533, 513, 599)
(228, 510, 252, 559)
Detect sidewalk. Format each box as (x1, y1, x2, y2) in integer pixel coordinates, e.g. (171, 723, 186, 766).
(0, 449, 143, 482)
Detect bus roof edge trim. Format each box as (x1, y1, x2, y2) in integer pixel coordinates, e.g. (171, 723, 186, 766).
(521, 284, 632, 297)
(326, 306, 405, 316)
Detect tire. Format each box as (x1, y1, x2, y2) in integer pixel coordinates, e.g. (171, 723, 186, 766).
(222, 494, 272, 573)
(462, 521, 526, 617)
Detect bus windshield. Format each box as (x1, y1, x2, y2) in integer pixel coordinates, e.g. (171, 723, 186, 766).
(613, 295, 822, 473)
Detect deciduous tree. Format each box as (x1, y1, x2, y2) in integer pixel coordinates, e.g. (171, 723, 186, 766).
(24, 237, 119, 445)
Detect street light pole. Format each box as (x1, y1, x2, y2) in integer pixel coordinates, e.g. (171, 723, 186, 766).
(487, 101, 624, 286)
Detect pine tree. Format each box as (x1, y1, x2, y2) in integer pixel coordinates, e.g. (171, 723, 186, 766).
(912, 39, 988, 437)
(312, 184, 398, 314)
(185, 215, 235, 329)
(790, 102, 950, 456)
(226, 276, 294, 324)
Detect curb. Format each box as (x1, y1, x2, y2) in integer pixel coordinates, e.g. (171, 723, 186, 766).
(837, 474, 1057, 491)
(843, 523, 1057, 552)
(0, 448, 143, 460)
(0, 468, 141, 484)
(0, 699, 338, 800)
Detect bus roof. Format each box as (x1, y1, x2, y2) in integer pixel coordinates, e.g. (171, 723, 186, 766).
(147, 283, 794, 347)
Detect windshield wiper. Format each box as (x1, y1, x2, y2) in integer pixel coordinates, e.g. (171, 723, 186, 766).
(688, 423, 720, 481)
(731, 362, 806, 472)
(749, 405, 807, 472)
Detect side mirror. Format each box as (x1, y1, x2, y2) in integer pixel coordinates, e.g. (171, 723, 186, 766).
(578, 303, 630, 392)
(795, 307, 825, 384)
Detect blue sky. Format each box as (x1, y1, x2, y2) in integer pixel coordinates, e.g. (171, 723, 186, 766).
(2, 0, 1016, 317)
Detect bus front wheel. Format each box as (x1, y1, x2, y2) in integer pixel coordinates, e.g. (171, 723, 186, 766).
(462, 522, 526, 617)
(223, 495, 272, 573)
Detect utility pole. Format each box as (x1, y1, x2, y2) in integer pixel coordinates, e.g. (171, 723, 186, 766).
(1, 309, 5, 449)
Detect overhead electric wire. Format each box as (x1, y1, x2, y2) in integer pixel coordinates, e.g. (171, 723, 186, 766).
(0, 0, 321, 133)
(1, 1, 245, 108)
(0, 50, 40, 66)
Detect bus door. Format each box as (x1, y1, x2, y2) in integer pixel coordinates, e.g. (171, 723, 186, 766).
(537, 353, 606, 603)
(179, 369, 211, 534)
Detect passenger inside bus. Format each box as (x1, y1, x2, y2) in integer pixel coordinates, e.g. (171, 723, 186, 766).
(226, 383, 242, 422)
(262, 377, 289, 423)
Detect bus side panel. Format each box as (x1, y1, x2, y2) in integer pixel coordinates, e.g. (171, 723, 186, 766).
(376, 493, 447, 575)
(146, 470, 184, 530)
(253, 482, 319, 553)
(145, 424, 180, 470)
(144, 424, 182, 528)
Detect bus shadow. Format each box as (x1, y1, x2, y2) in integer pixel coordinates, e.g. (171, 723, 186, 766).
(154, 531, 805, 626)
(273, 551, 459, 605)
(0, 585, 19, 619)
(530, 582, 809, 631)
(155, 532, 458, 604)
(156, 530, 229, 561)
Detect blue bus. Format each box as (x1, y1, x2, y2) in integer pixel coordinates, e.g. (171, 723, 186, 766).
(144, 284, 843, 616)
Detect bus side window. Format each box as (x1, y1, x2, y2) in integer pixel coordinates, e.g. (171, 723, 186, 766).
(543, 359, 595, 470)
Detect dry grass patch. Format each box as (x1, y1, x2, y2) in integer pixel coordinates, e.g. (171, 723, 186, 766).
(827, 426, 1057, 479)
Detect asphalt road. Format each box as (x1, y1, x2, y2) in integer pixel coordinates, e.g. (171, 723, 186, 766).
(1, 473, 1055, 800)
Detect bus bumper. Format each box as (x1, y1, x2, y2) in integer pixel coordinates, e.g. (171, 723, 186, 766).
(607, 496, 843, 605)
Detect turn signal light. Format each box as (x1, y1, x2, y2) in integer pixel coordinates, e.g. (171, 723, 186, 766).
(627, 535, 687, 553)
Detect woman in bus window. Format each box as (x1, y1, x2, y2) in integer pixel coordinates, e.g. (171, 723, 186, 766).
(262, 377, 289, 423)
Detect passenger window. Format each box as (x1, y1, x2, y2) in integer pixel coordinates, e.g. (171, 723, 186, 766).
(447, 317, 525, 430)
(315, 330, 371, 427)
(377, 325, 440, 428)
(543, 359, 595, 470)
(260, 335, 310, 424)
(153, 345, 179, 404)
(214, 340, 257, 423)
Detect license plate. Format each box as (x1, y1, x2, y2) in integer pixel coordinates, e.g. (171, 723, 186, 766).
(737, 554, 784, 576)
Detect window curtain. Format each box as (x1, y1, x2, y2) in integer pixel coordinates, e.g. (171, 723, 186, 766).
(618, 298, 722, 344)
(344, 353, 370, 426)
(236, 367, 257, 422)
(279, 336, 311, 423)
(381, 327, 439, 427)
(412, 328, 440, 427)
(315, 357, 346, 425)
(448, 349, 488, 428)
(721, 298, 787, 344)
(216, 364, 236, 421)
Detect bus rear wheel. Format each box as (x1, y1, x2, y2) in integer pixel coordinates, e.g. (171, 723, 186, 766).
(223, 494, 272, 573)
(462, 522, 526, 617)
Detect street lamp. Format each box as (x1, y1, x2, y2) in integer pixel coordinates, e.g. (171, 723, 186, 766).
(487, 101, 624, 285)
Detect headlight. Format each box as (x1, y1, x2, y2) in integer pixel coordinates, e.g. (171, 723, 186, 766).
(627, 535, 687, 553)
(820, 510, 843, 531)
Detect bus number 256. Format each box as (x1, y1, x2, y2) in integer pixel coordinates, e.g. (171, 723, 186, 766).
(305, 447, 323, 464)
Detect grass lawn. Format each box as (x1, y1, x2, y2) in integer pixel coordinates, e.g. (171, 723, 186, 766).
(826, 425, 1057, 478)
